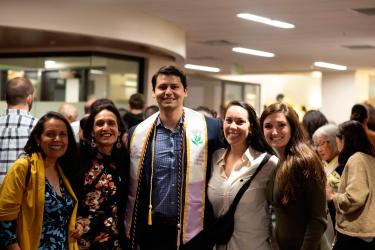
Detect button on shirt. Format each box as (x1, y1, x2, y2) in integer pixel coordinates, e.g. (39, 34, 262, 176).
(207, 147, 278, 250)
(152, 117, 183, 218)
(0, 109, 37, 183)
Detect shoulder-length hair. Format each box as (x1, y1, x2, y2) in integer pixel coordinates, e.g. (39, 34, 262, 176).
(260, 103, 326, 204)
(225, 101, 275, 155)
(337, 120, 375, 166)
(24, 111, 78, 179)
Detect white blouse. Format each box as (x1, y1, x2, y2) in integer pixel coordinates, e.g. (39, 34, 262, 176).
(207, 147, 278, 250)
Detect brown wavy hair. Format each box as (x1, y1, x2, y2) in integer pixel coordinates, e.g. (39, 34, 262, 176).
(260, 103, 326, 204)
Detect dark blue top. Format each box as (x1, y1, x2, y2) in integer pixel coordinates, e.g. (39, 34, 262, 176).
(0, 178, 74, 249)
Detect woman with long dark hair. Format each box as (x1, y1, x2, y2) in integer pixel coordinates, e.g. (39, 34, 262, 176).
(327, 120, 375, 250)
(207, 101, 278, 250)
(72, 103, 129, 250)
(0, 111, 80, 250)
(260, 103, 328, 250)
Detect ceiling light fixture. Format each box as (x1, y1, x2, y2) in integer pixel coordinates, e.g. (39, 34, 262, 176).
(314, 61, 347, 71)
(232, 47, 275, 57)
(44, 60, 56, 68)
(237, 13, 295, 29)
(184, 64, 220, 72)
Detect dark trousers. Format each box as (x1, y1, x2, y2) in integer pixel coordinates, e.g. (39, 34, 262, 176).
(138, 217, 178, 250)
(333, 232, 375, 250)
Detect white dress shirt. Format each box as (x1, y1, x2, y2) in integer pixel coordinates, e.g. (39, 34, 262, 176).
(207, 147, 278, 250)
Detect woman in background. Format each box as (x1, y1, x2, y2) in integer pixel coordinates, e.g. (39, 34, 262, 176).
(73, 103, 128, 250)
(313, 124, 343, 246)
(260, 103, 328, 250)
(207, 101, 278, 250)
(302, 110, 328, 143)
(0, 112, 80, 250)
(327, 120, 375, 250)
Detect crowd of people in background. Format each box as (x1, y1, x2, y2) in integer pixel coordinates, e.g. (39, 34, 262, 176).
(0, 66, 375, 250)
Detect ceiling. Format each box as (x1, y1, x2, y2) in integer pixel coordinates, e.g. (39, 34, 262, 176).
(1, 0, 375, 74)
(122, 0, 375, 73)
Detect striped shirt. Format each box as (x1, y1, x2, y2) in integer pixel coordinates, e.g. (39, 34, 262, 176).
(0, 109, 37, 183)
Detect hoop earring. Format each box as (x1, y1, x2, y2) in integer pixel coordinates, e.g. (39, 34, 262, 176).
(91, 137, 97, 148)
(116, 137, 122, 149)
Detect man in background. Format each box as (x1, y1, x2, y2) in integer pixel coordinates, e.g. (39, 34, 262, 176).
(350, 103, 375, 147)
(58, 102, 78, 123)
(123, 93, 145, 130)
(0, 77, 37, 183)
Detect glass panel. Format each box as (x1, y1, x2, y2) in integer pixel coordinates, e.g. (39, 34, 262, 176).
(222, 81, 261, 113)
(106, 58, 139, 106)
(0, 54, 142, 106)
(244, 84, 260, 113)
(223, 83, 242, 106)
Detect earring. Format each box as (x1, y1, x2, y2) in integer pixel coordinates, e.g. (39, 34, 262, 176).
(116, 137, 122, 149)
(91, 137, 97, 148)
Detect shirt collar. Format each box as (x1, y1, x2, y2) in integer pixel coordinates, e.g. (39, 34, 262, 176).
(215, 146, 261, 167)
(5, 109, 32, 116)
(156, 115, 184, 130)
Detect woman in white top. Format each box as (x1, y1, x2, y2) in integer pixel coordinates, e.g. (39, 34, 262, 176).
(207, 101, 278, 250)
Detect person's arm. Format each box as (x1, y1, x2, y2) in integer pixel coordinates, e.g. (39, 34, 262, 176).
(0, 159, 29, 248)
(301, 178, 328, 250)
(333, 156, 369, 214)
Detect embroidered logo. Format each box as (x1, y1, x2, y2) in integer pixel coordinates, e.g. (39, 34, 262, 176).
(191, 130, 203, 145)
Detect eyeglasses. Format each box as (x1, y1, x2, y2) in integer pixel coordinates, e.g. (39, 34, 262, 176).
(313, 140, 330, 149)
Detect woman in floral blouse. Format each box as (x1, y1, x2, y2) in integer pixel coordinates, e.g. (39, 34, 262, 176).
(73, 103, 129, 249)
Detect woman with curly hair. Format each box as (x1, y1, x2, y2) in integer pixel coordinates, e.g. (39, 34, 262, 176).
(72, 103, 129, 249)
(260, 103, 328, 250)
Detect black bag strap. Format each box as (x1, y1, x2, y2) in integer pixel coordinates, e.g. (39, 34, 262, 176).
(227, 153, 271, 215)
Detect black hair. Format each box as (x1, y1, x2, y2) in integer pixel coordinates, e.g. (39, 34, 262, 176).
(195, 106, 217, 118)
(302, 110, 328, 140)
(151, 65, 187, 91)
(80, 103, 126, 170)
(337, 120, 375, 166)
(350, 104, 368, 124)
(129, 93, 145, 109)
(225, 101, 275, 155)
(144, 105, 159, 119)
(24, 111, 78, 179)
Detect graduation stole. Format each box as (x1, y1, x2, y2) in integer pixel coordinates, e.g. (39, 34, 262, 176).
(125, 107, 208, 244)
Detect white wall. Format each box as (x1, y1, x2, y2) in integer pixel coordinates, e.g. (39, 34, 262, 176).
(216, 72, 322, 112)
(321, 71, 356, 124)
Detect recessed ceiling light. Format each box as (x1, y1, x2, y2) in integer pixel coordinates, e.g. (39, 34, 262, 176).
(44, 60, 56, 68)
(237, 13, 295, 29)
(232, 47, 275, 57)
(184, 64, 220, 72)
(314, 61, 347, 71)
(90, 69, 105, 75)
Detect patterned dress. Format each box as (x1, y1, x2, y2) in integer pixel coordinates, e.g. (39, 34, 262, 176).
(77, 153, 124, 250)
(0, 178, 74, 249)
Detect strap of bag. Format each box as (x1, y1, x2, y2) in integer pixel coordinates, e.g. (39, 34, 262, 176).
(227, 153, 271, 215)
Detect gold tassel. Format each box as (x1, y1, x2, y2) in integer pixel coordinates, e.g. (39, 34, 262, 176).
(147, 204, 153, 225)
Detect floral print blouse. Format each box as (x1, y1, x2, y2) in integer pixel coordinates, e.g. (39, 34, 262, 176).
(0, 178, 74, 249)
(77, 154, 124, 250)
